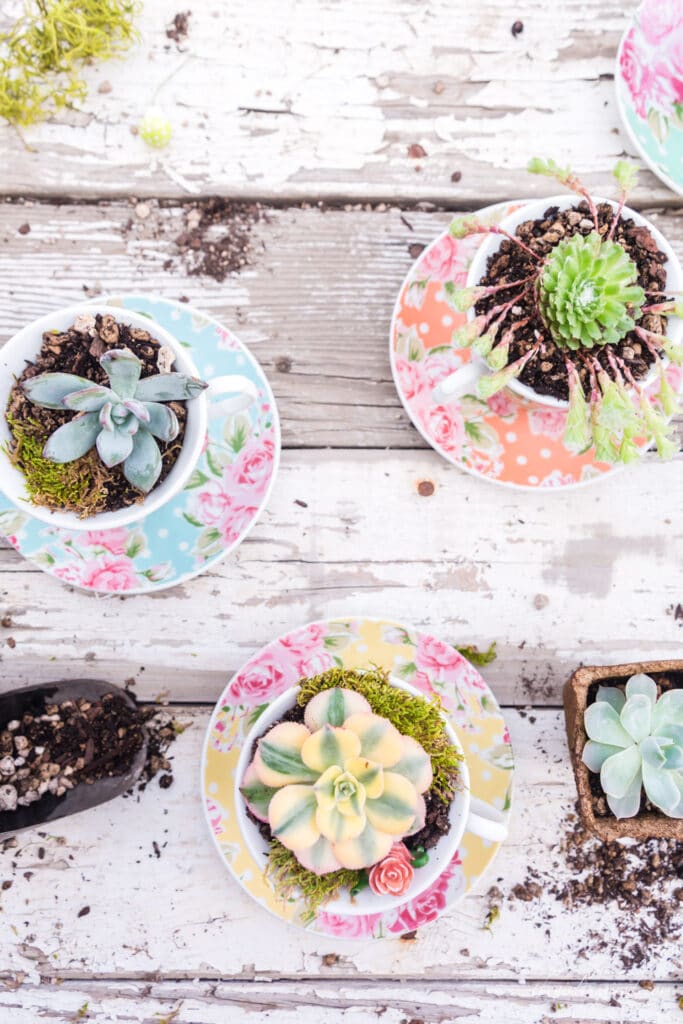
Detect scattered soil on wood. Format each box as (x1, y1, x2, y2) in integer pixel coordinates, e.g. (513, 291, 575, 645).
(508, 810, 683, 970)
(174, 199, 264, 282)
(585, 671, 683, 821)
(166, 10, 191, 47)
(474, 201, 668, 401)
(6, 314, 187, 517)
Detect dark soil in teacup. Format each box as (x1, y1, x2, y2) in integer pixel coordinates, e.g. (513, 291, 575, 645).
(585, 670, 683, 822)
(474, 201, 669, 401)
(6, 313, 187, 516)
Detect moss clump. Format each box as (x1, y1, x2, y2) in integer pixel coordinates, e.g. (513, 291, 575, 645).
(0, 0, 140, 127)
(6, 416, 108, 516)
(265, 839, 363, 924)
(297, 666, 462, 803)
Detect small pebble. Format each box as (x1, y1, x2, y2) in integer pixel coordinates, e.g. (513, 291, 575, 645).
(0, 785, 17, 811)
(511, 20, 524, 37)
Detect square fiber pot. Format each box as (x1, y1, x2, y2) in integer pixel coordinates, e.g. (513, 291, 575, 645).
(563, 660, 683, 841)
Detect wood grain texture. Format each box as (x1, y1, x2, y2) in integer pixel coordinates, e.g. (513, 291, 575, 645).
(0, 450, 681, 706)
(0, 979, 680, 1024)
(1, 200, 682, 449)
(0, 0, 675, 204)
(0, 708, 679, 984)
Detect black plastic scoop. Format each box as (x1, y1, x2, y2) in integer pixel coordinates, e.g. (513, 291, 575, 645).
(0, 680, 147, 840)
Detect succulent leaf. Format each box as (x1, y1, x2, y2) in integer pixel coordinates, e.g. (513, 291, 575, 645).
(254, 723, 317, 787)
(600, 744, 642, 798)
(583, 674, 683, 819)
(62, 384, 115, 412)
(240, 762, 277, 822)
(304, 688, 371, 731)
(100, 348, 142, 399)
(391, 735, 434, 792)
(268, 785, 320, 851)
(364, 771, 419, 835)
(538, 232, 644, 350)
(595, 685, 626, 713)
(134, 372, 208, 402)
(122, 428, 162, 494)
(301, 724, 361, 773)
(138, 401, 178, 442)
(42, 412, 100, 462)
(613, 159, 639, 194)
(625, 674, 658, 704)
(96, 424, 134, 468)
(563, 366, 592, 453)
(23, 372, 94, 409)
(333, 822, 394, 871)
(342, 713, 403, 767)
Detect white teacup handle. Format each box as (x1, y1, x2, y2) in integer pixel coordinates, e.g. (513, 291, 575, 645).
(464, 795, 508, 843)
(206, 374, 259, 419)
(432, 362, 486, 404)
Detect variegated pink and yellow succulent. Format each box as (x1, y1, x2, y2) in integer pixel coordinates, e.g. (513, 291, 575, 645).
(240, 687, 433, 874)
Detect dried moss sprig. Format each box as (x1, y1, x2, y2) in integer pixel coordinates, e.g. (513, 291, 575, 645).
(265, 840, 363, 923)
(448, 160, 682, 464)
(0, 0, 140, 127)
(296, 666, 462, 803)
(5, 414, 109, 516)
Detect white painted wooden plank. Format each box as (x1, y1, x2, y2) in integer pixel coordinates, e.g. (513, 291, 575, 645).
(0, 709, 678, 983)
(0, 450, 681, 706)
(0, 0, 674, 204)
(1, 202, 682, 449)
(0, 978, 679, 1024)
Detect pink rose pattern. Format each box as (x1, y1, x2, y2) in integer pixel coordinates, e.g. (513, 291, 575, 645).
(620, 3, 683, 128)
(191, 429, 276, 561)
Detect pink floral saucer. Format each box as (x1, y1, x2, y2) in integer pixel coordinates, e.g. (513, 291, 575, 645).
(390, 202, 683, 489)
(201, 617, 514, 938)
(0, 296, 280, 595)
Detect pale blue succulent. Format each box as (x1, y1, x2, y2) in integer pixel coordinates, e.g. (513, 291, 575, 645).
(23, 348, 207, 493)
(582, 674, 683, 819)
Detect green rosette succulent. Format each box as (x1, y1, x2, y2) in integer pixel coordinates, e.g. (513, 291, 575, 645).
(241, 687, 433, 875)
(22, 347, 207, 493)
(538, 232, 645, 350)
(445, 159, 682, 465)
(582, 674, 683, 819)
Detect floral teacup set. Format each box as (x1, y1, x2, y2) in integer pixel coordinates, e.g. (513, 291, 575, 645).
(0, 0, 682, 937)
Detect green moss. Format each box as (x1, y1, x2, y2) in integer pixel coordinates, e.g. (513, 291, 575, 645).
(265, 839, 362, 924)
(456, 641, 497, 666)
(296, 666, 462, 803)
(0, 0, 140, 127)
(6, 415, 106, 515)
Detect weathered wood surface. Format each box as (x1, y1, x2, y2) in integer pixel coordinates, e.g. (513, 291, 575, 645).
(0, 450, 681, 706)
(0, 0, 675, 205)
(1, 979, 680, 1024)
(1, 200, 683, 449)
(0, 709, 678, 986)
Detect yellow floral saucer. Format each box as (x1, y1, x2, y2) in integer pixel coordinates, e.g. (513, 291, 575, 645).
(201, 618, 514, 938)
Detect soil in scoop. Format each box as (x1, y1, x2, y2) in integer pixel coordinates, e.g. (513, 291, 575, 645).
(6, 314, 187, 517)
(473, 201, 669, 401)
(585, 671, 683, 820)
(246, 701, 454, 854)
(0, 691, 179, 815)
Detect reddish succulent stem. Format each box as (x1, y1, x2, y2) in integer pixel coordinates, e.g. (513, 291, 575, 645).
(634, 325, 667, 353)
(475, 274, 536, 299)
(642, 302, 676, 314)
(606, 193, 626, 243)
(488, 226, 543, 262)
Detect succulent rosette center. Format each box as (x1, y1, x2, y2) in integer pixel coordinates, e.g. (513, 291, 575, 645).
(241, 686, 434, 875)
(539, 232, 645, 350)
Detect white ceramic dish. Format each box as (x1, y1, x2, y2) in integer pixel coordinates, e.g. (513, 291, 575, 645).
(234, 676, 508, 916)
(0, 303, 258, 531)
(434, 195, 683, 406)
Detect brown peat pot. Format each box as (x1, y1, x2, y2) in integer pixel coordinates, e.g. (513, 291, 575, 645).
(563, 660, 683, 841)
